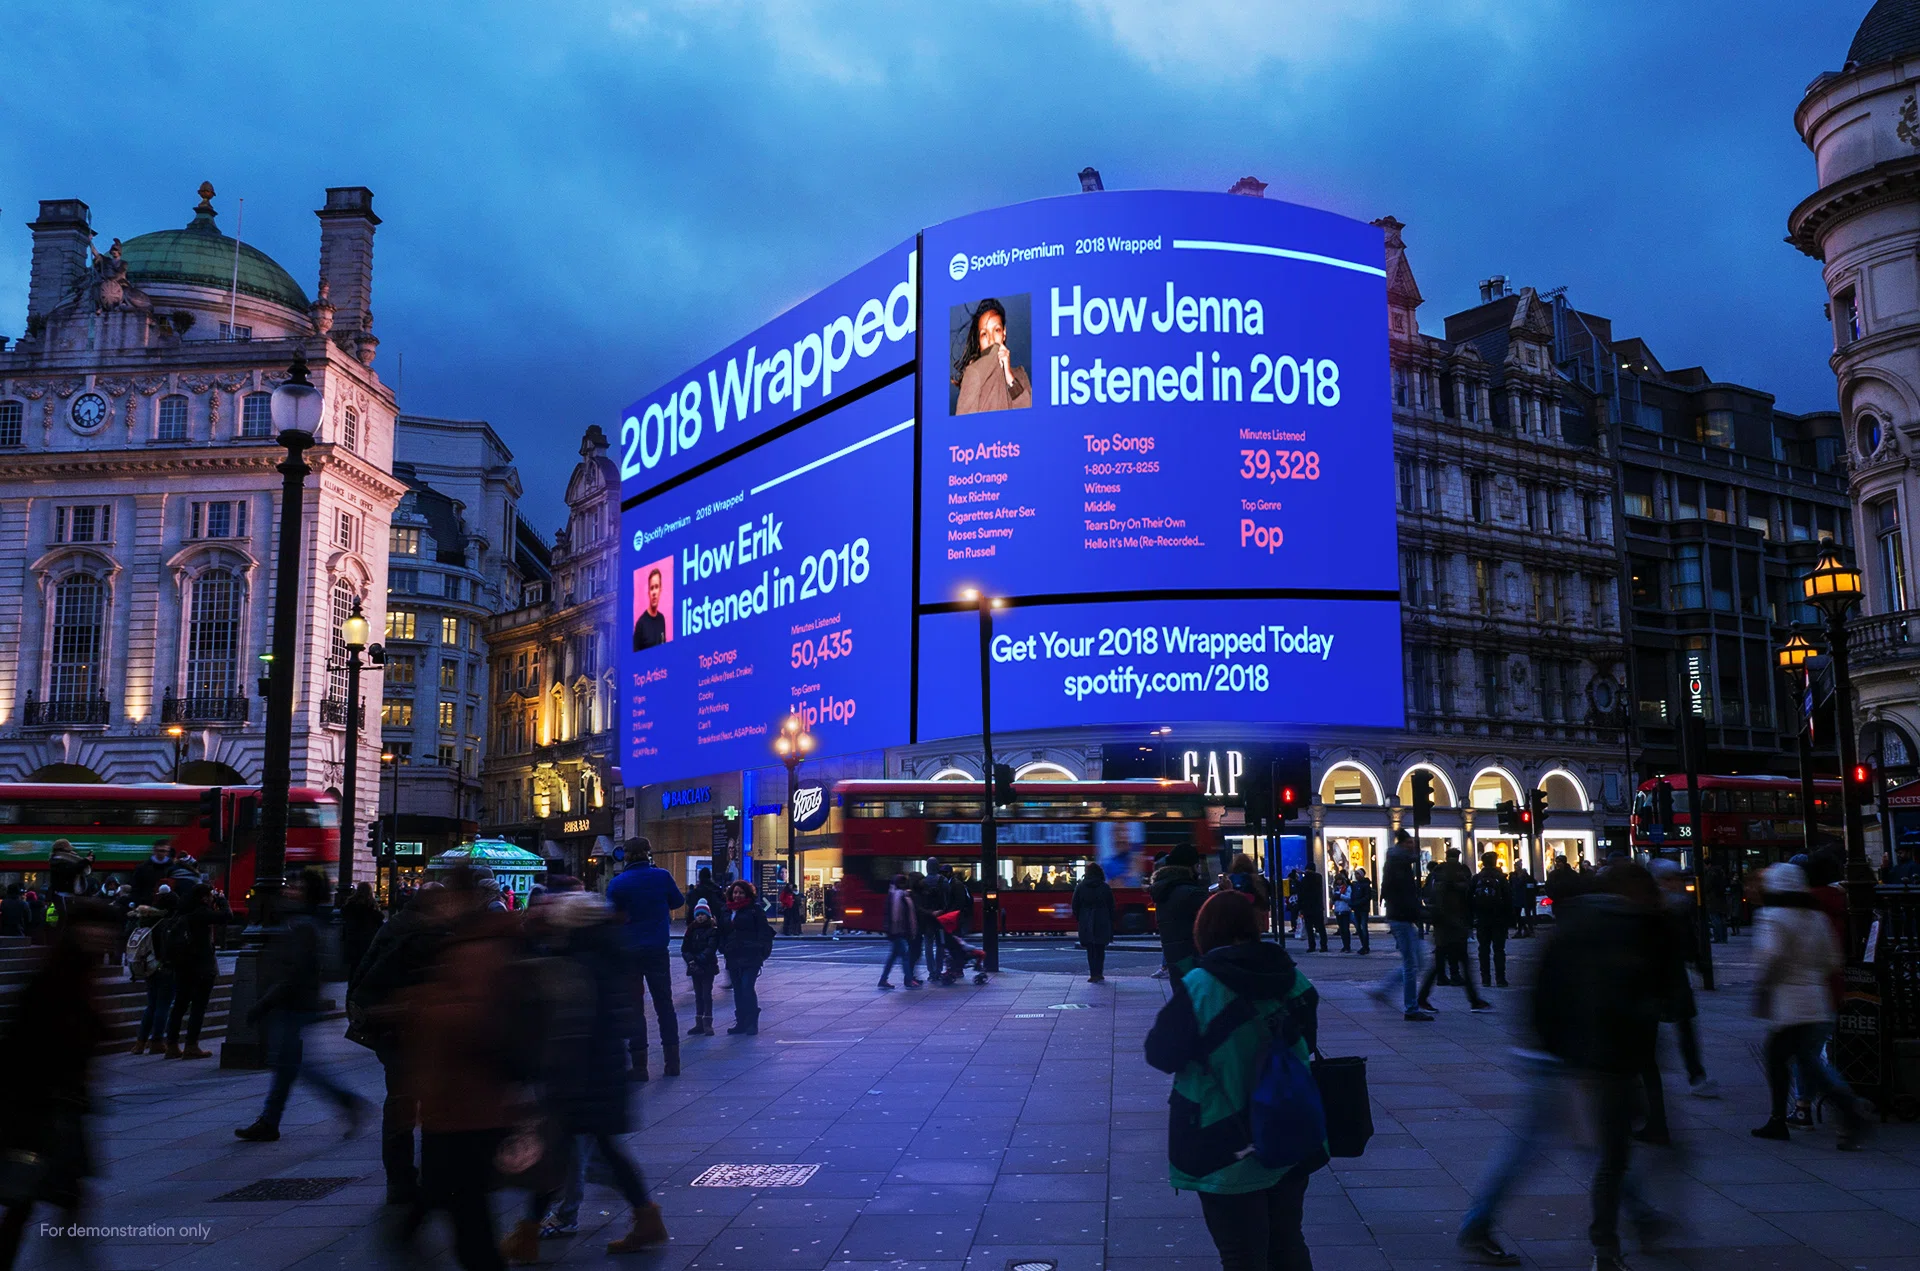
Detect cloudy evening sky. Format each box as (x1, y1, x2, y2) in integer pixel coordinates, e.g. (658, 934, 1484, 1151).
(0, 1, 1864, 530)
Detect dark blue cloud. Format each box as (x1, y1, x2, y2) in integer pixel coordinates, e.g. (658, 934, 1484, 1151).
(0, 1, 1865, 530)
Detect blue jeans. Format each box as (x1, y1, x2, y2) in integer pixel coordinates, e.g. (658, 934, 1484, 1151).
(138, 970, 175, 1043)
(1462, 1053, 1561, 1237)
(1378, 920, 1426, 1011)
(261, 1009, 359, 1128)
(881, 935, 917, 983)
(729, 960, 761, 1027)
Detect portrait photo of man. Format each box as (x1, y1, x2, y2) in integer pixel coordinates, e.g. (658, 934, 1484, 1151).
(633, 559, 673, 650)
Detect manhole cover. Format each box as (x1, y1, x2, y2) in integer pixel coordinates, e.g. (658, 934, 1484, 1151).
(1011, 1012, 1046, 1018)
(1009, 1260, 1058, 1271)
(691, 1164, 821, 1188)
(211, 1177, 359, 1202)
(1048, 1003, 1089, 1010)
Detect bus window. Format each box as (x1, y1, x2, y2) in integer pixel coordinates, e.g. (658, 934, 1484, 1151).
(1780, 791, 1799, 815)
(288, 802, 340, 829)
(1749, 791, 1775, 814)
(1729, 791, 1750, 814)
(1007, 858, 1086, 891)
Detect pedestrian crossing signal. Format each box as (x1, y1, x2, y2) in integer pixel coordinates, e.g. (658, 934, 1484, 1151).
(1277, 785, 1299, 822)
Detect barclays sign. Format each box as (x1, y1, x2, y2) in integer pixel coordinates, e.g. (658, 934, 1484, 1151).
(662, 785, 713, 812)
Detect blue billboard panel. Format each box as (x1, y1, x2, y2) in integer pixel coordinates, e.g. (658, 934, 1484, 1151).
(622, 380, 915, 788)
(918, 191, 1395, 602)
(915, 597, 1404, 738)
(617, 239, 918, 498)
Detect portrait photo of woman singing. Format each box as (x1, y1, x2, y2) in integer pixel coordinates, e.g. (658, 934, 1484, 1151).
(951, 297, 1033, 415)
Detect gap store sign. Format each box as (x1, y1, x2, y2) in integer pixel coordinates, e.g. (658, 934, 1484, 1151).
(621, 191, 1403, 789)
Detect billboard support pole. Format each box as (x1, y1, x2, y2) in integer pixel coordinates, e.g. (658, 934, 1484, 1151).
(976, 592, 999, 974)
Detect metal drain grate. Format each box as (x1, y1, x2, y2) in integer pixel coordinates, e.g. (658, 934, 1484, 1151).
(690, 1163, 821, 1188)
(211, 1177, 359, 1202)
(1009, 1259, 1059, 1271)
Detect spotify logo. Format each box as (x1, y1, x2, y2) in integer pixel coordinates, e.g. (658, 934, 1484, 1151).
(948, 252, 969, 281)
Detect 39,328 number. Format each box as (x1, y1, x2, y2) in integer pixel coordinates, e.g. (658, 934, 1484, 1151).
(1240, 449, 1320, 481)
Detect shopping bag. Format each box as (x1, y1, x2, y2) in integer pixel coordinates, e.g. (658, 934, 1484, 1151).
(1311, 1053, 1373, 1158)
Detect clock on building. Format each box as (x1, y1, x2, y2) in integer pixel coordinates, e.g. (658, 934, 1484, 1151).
(69, 392, 108, 433)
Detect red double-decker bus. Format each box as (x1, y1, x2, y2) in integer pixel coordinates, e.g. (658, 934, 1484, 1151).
(834, 779, 1214, 936)
(1629, 773, 1842, 874)
(0, 783, 340, 911)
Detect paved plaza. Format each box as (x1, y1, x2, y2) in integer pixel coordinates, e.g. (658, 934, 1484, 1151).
(18, 932, 1920, 1271)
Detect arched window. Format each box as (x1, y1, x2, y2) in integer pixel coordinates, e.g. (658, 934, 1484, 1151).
(186, 570, 242, 701)
(342, 407, 358, 453)
(158, 395, 189, 442)
(573, 683, 591, 737)
(241, 393, 272, 439)
(329, 580, 355, 705)
(50, 574, 105, 702)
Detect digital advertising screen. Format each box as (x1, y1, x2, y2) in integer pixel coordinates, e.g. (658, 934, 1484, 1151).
(919, 190, 1396, 600)
(621, 379, 915, 788)
(616, 238, 918, 498)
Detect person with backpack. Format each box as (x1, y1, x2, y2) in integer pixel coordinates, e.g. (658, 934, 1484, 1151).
(1472, 853, 1514, 989)
(1419, 848, 1490, 1014)
(681, 898, 721, 1036)
(126, 890, 176, 1055)
(1072, 862, 1116, 983)
(720, 880, 773, 1034)
(1146, 889, 1325, 1271)
(162, 883, 228, 1059)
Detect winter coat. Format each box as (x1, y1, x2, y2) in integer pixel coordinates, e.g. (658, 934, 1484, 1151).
(532, 894, 635, 1135)
(165, 896, 228, 979)
(1150, 866, 1209, 972)
(348, 900, 445, 1059)
(255, 906, 326, 1017)
(883, 884, 918, 940)
(1380, 847, 1422, 923)
(1533, 892, 1663, 1075)
(339, 897, 386, 986)
(0, 937, 106, 1203)
(1427, 861, 1474, 942)
(1470, 867, 1513, 927)
(722, 903, 774, 971)
(606, 864, 685, 951)
(130, 856, 174, 907)
(401, 909, 526, 1133)
(0, 896, 28, 938)
(1544, 863, 1583, 908)
(1072, 879, 1116, 949)
(1755, 903, 1840, 1027)
(681, 919, 721, 976)
(1145, 940, 1325, 1194)
(1347, 874, 1375, 914)
(1296, 869, 1325, 916)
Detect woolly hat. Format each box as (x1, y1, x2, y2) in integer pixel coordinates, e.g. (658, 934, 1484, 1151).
(693, 897, 713, 919)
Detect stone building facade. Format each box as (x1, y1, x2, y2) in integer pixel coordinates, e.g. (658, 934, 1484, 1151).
(1792, 0, 1920, 831)
(482, 425, 620, 882)
(0, 184, 403, 887)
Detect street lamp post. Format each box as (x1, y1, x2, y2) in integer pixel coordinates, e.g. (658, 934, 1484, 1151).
(221, 349, 323, 1071)
(772, 714, 814, 913)
(1803, 543, 1873, 957)
(381, 750, 399, 905)
(966, 588, 1002, 973)
(166, 725, 187, 783)
(339, 598, 371, 901)
(1778, 631, 1822, 861)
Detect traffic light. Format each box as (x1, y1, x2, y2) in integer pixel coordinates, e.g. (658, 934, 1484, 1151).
(992, 762, 1016, 806)
(1496, 799, 1519, 834)
(366, 821, 383, 863)
(1277, 784, 1300, 823)
(1529, 788, 1550, 832)
(232, 795, 258, 836)
(1410, 771, 1434, 826)
(1852, 762, 1875, 810)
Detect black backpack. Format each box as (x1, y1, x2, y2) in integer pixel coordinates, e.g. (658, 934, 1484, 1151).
(154, 915, 195, 969)
(1471, 872, 1508, 915)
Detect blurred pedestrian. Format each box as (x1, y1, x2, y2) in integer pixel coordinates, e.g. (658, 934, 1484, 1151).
(1348, 867, 1374, 953)
(340, 881, 385, 983)
(126, 889, 175, 1055)
(1150, 845, 1209, 978)
(395, 868, 526, 1271)
(821, 881, 840, 935)
(236, 873, 370, 1142)
(720, 880, 773, 1034)
(605, 837, 684, 1081)
(1419, 849, 1489, 1013)
(913, 874, 944, 982)
(1298, 863, 1327, 951)
(1509, 867, 1536, 938)
(503, 889, 667, 1259)
(1472, 852, 1513, 989)
(1369, 831, 1433, 1021)
(878, 873, 920, 989)
(686, 866, 726, 918)
(682, 898, 720, 1036)
(1072, 862, 1116, 983)
(1146, 890, 1324, 1271)
(0, 899, 118, 1270)
(129, 839, 178, 907)
(1749, 861, 1869, 1147)
(349, 882, 449, 1206)
(0, 884, 24, 939)
(162, 882, 228, 1059)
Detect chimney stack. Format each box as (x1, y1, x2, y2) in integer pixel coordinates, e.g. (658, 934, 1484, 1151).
(1479, 275, 1510, 303)
(27, 199, 92, 325)
(315, 186, 380, 361)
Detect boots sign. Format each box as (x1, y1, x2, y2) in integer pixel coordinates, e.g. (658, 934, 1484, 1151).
(791, 781, 830, 832)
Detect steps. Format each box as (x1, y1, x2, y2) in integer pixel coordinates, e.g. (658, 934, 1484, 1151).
(0, 937, 235, 1053)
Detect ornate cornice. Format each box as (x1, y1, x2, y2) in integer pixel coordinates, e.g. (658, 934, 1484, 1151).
(1788, 155, 1920, 259)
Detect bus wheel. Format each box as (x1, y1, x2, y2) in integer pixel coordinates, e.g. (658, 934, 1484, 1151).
(1120, 907, 1150, 936)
